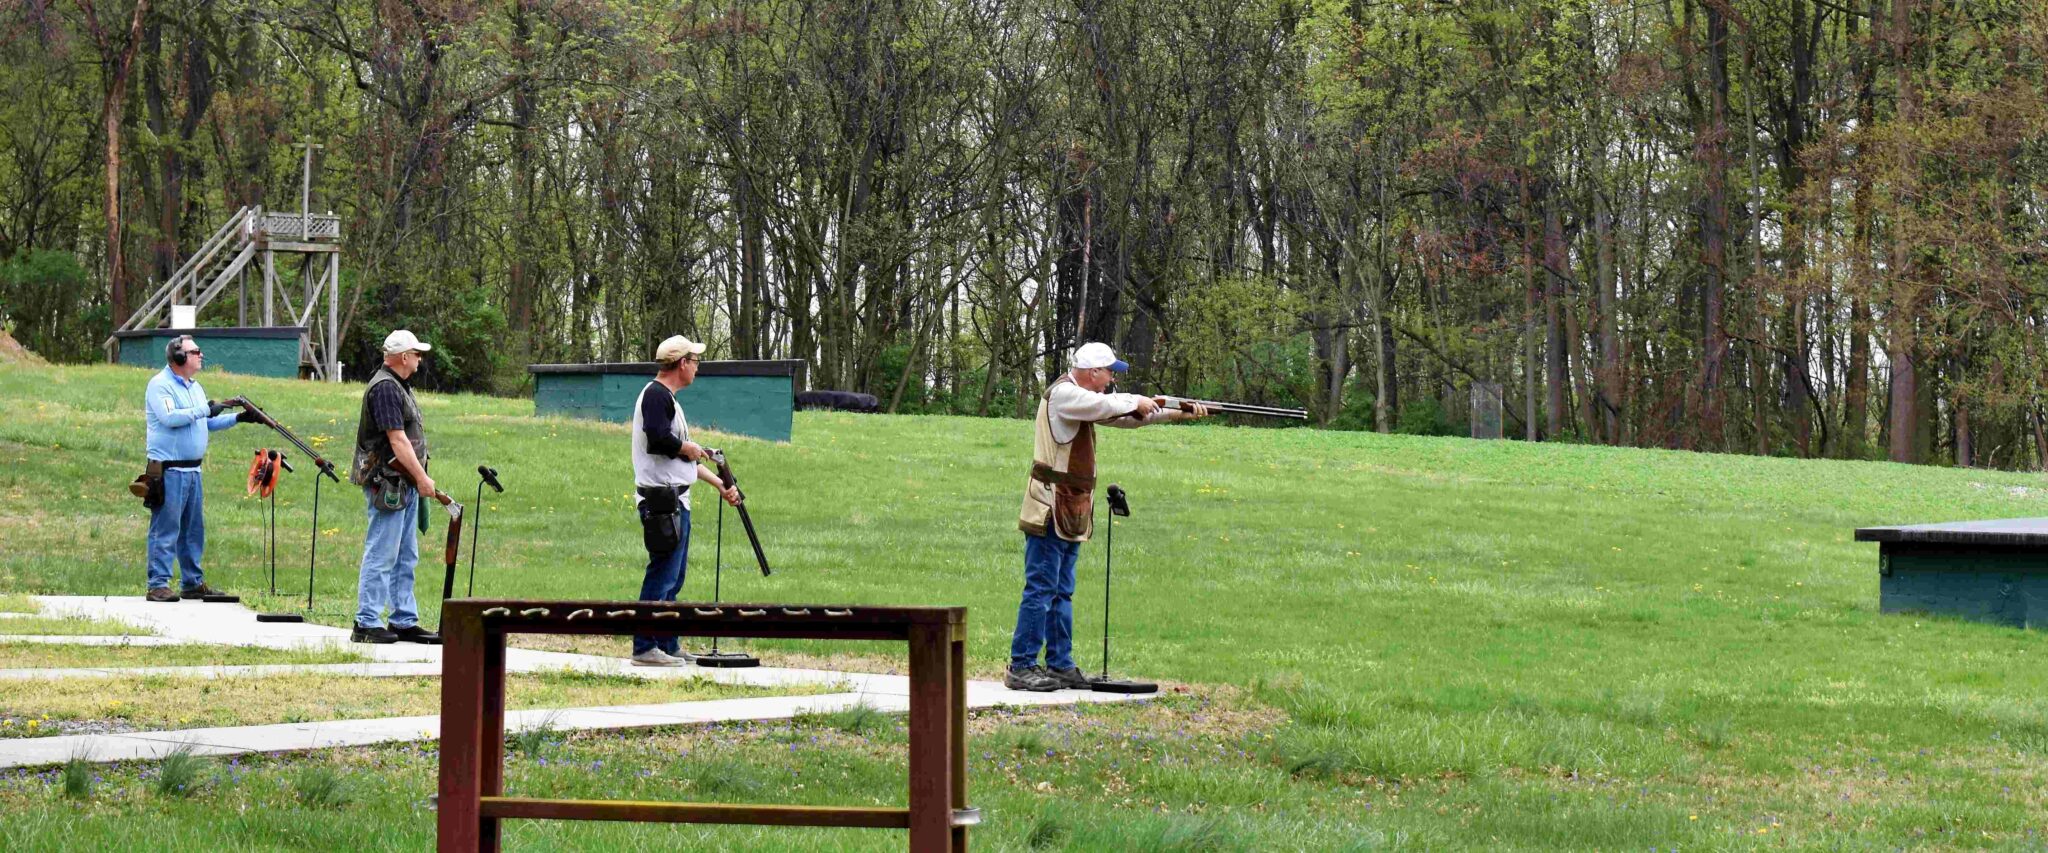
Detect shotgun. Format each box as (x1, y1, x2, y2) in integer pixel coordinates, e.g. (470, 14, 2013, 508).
(376, 457, 466, 600)
(1146, 395, 1307, 420)
(229, 396, 342, 481)
(705, 448, 770, 576)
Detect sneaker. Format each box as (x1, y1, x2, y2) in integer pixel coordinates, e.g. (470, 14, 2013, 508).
(180, 583, 224, 598)
(1045, 666, 1093, 690)
(351, 624, 399, 644)
(630, 649, 688, 667)
(1003, 665, 1060, 692)
(390, 624, 442, 645)
(145, 587, 180, 603)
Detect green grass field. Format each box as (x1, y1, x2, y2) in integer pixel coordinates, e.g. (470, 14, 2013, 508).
(2, 360, 2046, 849)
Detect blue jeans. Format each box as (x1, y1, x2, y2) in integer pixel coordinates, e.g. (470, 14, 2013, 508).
(1010, 531, 1081, 671)
(633, 507, 691, 656)
(355, 486, 422, 629)
(145, 469, 208, 590)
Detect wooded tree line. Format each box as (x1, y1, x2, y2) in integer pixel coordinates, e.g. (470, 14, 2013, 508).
(2, 0, 2045, 467)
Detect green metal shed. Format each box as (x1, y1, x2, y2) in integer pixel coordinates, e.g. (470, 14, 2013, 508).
(529, 360, 801, 442)
(1856, 518, 2048, 630)
(113, 327, 309, 378)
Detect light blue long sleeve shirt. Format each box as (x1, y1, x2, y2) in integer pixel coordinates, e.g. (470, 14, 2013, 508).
(144, 367, 238, 467)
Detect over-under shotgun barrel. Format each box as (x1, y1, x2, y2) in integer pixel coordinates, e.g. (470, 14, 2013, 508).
(1156, 396, 1307, 420)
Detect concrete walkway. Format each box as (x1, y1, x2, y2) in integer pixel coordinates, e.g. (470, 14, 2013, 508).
(0, 662, 448, 681)
(0, 635, 181, 646)
(0, 596, 1146, 769)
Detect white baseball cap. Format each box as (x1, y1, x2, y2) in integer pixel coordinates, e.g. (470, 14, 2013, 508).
(382, 329, 432, 355)
(1072, 342, 1128, 373)
(655, 335, 707, 364)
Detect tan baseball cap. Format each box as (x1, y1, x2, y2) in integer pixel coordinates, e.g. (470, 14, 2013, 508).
(655, 335, 707, 364)
(382, 329, 432, 355)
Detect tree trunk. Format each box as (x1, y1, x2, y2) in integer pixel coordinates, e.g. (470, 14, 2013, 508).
(80, 0, 153, 328)
(1544, 196, 1569, 440)
(1595, 187, 1620, 443)
(1696, 0, 1732, 451)
(1886, 0, 1924, 464)
(506, 0, 539, 354)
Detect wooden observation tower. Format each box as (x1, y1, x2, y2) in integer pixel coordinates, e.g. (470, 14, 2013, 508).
(106, 145, 343, 380)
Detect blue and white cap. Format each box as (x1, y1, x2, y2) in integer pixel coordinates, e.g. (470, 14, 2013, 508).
(1072, 342, 1129, 373)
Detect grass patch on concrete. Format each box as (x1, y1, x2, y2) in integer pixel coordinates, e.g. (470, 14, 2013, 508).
(0, 616, 154, 636)
(0, 595, 35, 613)
(0, 644, 370, 670)
(6, 361, 2048, 844)
(0, 670, 809, 739)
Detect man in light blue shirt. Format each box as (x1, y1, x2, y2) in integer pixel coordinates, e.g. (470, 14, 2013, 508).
(142, 334, 252, 602)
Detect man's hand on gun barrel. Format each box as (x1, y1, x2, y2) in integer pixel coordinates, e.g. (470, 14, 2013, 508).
(1143, 396, 1307, 420)
(1134, 396, 1211, 419)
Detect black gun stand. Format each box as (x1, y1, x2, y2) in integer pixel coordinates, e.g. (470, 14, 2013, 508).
(1092, 488, 1156, 694)
(695, 500, 759, 667)
(257, 467, 321, 623)
(466, 478, 489, 596)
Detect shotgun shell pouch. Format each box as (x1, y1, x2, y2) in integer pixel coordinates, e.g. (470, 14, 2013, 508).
(134, 460, 165, 509)
(637, 485, 684, 554)
(373, 477, 407, 512)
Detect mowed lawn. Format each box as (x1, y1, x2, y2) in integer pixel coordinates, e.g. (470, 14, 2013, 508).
(2, 360, 2046, 849)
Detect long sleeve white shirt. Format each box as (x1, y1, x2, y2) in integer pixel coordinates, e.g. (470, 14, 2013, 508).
(1044, 379, 1174, 445)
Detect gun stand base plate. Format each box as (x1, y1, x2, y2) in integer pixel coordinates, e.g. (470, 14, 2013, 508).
(1090, 677, 1157, 695)
(694, 651, 760, 668)
(255, 613, 304, 623)
(198, 595, 241, 603)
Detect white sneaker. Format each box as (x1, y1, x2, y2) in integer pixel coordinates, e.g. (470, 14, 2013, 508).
(630, 649, 687, 667)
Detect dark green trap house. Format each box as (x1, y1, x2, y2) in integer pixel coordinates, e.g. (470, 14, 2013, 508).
(529, 360, 801, 442)
(1856, 518, 2048, 630)
(113, 327, 309, 378)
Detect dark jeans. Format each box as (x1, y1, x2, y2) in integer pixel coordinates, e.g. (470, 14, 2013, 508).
(1010, 530, 1081, 671)
(633, 506, 691, 655)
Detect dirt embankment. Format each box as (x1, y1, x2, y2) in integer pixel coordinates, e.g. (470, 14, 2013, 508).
(0, 330, 48, 365)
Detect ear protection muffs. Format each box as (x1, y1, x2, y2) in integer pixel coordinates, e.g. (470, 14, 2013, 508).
(167, 336, 194, 366)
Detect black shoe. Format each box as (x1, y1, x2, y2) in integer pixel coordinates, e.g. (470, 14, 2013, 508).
(1003, 666, 1060, 693)
(390, 624, 442, 645)
(1045, 666, 1093, 689)
(180, 583, 224, 598)
(145, 587, 180, 603)
(351, 624, 398, 644)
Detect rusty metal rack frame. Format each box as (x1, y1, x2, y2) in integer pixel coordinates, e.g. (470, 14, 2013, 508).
(438, 599, 974, 851)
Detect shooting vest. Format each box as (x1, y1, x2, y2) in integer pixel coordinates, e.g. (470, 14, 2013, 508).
(349, 366, 428, 486)
(1018, 377, 1097, 542)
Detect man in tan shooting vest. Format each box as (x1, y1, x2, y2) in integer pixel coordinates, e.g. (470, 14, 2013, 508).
(1006, 342, 1211, 692)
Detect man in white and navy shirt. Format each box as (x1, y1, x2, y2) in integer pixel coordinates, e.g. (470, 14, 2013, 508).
(628, 334, 739, 666)
(141, 334, 253, 602)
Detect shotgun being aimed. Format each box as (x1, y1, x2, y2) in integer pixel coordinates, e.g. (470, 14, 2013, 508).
(1144, 395, 1307, 420)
